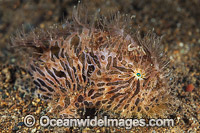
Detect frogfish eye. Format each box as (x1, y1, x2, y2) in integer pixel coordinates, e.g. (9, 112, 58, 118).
(136, 73, 141, 77)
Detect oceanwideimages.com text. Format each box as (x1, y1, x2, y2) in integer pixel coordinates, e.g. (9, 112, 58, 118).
(24, 115, 174, 129)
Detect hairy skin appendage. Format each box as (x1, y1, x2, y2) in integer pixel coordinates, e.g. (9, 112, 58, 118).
(12, 5, 178, 118)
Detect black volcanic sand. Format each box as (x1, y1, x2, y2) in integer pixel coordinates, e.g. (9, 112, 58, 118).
(0, 0, 199, 132)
